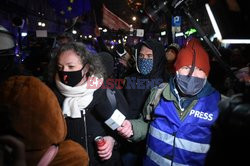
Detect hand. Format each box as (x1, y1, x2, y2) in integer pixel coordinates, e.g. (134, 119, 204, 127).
(117, 120, 133, 139)
(0, 135, 26, 166)
(119, 58, 128, 68)
(97, 136, 115, 160)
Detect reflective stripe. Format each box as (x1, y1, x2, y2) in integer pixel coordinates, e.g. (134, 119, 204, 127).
(147, 147, 188, 166)
(175, 135, 210, 153)
(149, 125, 174, 146)
(149, 125, 210, 153)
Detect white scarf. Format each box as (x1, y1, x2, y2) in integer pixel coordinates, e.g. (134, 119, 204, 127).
(55, 74, 103, 118)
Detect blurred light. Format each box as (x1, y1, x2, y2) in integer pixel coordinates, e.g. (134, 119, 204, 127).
(175, 32, 184, 37)
(111, 45, 114, 49)
(21, 32, 27, 37)
(161, 31, 166, 36)
(124, 36, 127, 39)
(210, 34, 217, 42)
(221, 42, 229, 48)
(158, 37, 161, 41)
(88, 35, 92, 38)
(196, 19, 199, 21)
(205, 3, 222, 40)
(132, 16, 137, 21)
(200, 38, 204, 41)
(118, 39, 122, 44)
(84, 36, 87, 39)
(98, 27, 103, 30)
(103, 28, 107, 33)
(185, 28, 197, 36)
(80, 35, 83, 38)
(129, 24, 133, 28)
(221, 39, 250, 44)
(72, 30, 77, 34)
(206, 3, 250, 44)
(38, 22, 42, 26)
(41, 23, 46, 27)
(113, 39, 116, 42)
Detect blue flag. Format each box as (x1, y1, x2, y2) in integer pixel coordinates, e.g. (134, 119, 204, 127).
(49, 0, 91, 19)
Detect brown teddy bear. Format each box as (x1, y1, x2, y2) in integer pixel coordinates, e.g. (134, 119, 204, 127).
(0, 76, 89, 166)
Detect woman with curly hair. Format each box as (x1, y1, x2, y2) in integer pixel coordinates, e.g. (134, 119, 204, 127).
(48, 42, 123, 166)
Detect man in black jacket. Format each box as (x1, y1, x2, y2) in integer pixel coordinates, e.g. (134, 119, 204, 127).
(123, 39, 167, 119)
(120, 39, 167, 166)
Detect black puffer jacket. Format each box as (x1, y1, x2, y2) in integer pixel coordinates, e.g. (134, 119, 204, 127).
(123, 39, 167, 119)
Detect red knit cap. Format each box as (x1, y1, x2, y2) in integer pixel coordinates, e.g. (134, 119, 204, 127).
(174, 38, 210, 76)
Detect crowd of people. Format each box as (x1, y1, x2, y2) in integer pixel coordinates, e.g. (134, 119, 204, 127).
(0, 24, 250, 166)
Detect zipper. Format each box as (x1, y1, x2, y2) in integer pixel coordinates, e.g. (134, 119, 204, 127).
(174, 88, 184, 118)
(81, 109, 89, 154)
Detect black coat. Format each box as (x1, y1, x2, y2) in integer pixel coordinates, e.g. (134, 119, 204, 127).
(123, 39, 167, 119)
(50, 85, 129, 166)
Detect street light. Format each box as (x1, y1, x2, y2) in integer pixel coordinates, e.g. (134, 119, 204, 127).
(132, 16, 137, 21)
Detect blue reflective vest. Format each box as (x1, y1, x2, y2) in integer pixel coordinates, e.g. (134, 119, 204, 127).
(144, 91, 220, 166)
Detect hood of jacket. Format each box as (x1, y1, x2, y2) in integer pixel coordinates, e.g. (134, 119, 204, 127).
(135, 39, 166, 79)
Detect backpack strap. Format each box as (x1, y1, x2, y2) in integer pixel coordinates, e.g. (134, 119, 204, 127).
(106, 88, 117, 111)
(37, 145, 58, 166)
(152, 83, 168, 110)
(145, 83, 168, 120)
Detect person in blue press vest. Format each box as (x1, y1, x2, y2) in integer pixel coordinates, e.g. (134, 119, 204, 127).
(117, 38, 221, 166)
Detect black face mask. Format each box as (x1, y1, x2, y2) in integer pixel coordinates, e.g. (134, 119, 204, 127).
(58, 65, 86, 87)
